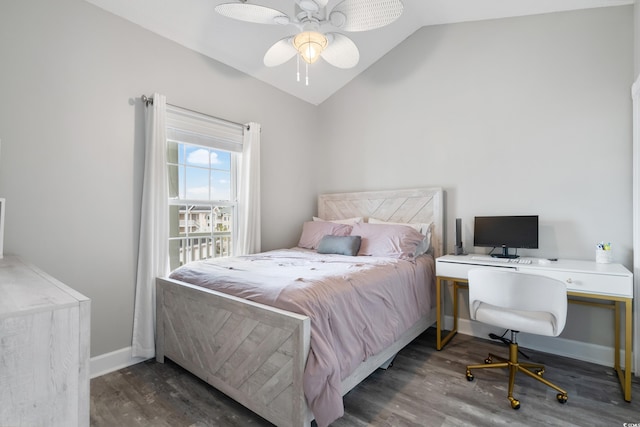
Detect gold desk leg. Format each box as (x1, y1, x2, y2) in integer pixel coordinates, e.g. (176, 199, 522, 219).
(453, 281, 459, 335)
(614, 301, 620, 373)
(572, 294, 632, 402)
(612, 298, 632, 402)
(624, 298, 632, 402)
(436, 276, 443, 350)
(436, 277, 464, 351)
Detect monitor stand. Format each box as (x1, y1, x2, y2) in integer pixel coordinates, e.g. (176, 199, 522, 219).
(491, 247, 519, 259)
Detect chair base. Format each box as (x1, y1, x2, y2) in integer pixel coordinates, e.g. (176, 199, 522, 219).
(465, 342, 568, 409)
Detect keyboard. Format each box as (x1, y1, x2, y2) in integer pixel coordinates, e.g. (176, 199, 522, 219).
(470, 256, 532, 264)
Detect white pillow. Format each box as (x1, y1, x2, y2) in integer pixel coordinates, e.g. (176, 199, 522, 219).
(367, 218, 432, 256)
(313, 216, 363, 225)
(367, 217, 430, 234)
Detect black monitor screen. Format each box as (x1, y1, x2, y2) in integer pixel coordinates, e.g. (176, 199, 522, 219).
(473, 215, 539, 256)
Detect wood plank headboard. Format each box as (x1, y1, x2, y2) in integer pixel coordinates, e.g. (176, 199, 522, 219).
(318, 187, 444, 259)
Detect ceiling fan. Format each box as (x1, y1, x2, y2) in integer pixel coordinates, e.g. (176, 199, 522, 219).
(215, 0, 404, 83)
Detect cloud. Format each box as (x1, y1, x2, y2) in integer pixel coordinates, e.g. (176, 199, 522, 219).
(187, 149, 221, 165)
(210, 152, 221, 164)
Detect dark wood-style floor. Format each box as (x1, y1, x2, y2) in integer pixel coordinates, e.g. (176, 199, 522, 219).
(91, 328, 640, 426)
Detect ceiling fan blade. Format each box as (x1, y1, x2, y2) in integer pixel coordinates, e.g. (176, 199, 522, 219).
(330, 0, 403, 32)
(264, 38, 297, 67)
(321, 33, 359, 69)
(215, 3, 290, 25)
(294, 0, 329, 13)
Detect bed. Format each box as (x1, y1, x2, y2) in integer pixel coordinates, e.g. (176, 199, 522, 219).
(155, 187, 444, 427)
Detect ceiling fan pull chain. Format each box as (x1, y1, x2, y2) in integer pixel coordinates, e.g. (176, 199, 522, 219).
(305, 62, 309, 86)
(296, 55, 300, 83)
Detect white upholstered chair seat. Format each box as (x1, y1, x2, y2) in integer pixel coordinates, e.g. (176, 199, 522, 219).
(474, 302, 558, 337)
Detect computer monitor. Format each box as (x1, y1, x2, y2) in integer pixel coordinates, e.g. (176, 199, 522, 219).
(473, 215, 539, 258)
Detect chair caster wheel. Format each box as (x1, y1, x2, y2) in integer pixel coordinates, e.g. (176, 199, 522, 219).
(536, 368, 545, 377)
(557, 393, 568, 404)
(466, 370, 474, 381)
(484, 357, 492, 364)
(509, 398, 520, 410)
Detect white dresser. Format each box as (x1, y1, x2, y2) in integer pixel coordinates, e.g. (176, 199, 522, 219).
(0, 256, 90, 426)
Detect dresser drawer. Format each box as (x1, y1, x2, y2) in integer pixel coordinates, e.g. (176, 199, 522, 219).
(520, 268, 632, 298)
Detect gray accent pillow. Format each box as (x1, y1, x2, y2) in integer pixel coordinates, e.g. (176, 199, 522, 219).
(317, 235, 362, 256)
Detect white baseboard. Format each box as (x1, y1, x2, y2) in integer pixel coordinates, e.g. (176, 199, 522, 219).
(445, 316, 629, 370)
(90, 346, 151, 379)
(90, 318, 630, 379)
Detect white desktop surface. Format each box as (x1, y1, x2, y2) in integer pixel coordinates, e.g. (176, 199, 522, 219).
(436, 254, 633, 298)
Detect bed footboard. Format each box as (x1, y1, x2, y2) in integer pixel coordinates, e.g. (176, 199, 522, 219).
(156, 277, 311, 427)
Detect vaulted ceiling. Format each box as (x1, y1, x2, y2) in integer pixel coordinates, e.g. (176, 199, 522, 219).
(85, 0, 633, 105)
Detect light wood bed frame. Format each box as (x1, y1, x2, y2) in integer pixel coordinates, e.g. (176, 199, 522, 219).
(156, 187, 444, 427)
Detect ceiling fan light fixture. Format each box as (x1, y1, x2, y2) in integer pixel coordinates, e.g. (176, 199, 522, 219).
(293, 31, 327, 64)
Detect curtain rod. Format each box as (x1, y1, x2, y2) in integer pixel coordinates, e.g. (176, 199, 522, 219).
(141, 94, 249, 130)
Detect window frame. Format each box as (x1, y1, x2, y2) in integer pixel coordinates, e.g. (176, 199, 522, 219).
(165, 106, 244, 269)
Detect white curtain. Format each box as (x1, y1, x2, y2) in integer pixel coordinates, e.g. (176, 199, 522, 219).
(236, 122, 261, 255)
(132, 93, 169, 359)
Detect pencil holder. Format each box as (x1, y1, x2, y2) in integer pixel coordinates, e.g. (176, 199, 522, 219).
(595, 248, 612, 264)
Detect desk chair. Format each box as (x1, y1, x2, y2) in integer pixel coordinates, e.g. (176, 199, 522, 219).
(465, 268, 569, 409)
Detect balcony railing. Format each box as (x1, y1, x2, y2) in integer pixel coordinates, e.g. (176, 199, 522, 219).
(169, 232, 232, 270)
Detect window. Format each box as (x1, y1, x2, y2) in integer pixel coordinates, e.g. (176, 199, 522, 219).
(166, 106, 243, 270)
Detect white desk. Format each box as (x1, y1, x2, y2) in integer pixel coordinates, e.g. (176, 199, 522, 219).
(435, 254, 633, 402)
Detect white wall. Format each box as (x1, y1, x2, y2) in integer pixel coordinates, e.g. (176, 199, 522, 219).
(0, 0, 320, 357)
(0, 1, 635, 361)
(318, 7, 635, 347)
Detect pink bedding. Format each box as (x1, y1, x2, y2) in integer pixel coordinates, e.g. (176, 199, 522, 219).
(169, 248, 435, 427)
